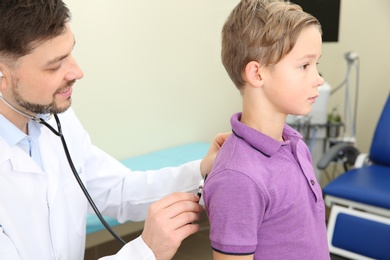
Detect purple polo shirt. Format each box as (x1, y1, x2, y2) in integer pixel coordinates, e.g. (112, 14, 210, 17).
(204, 113, 330, 259)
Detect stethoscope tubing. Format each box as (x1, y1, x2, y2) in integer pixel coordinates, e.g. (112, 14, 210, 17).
(1, 92, 126, 245)
(48, 114, 126, 246)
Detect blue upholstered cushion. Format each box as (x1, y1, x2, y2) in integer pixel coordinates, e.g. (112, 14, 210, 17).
(86, 142, 210, 234)
(323, 165, 390, 210)
(332, 213, 390, 259)
(370, 93, 390, 166)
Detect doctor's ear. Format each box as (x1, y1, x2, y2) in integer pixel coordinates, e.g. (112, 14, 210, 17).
(0, 70, 8, 91)
(244, 61, 264, 88)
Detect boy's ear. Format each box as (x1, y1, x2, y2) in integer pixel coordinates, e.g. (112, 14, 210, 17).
(244, 61, 264, 88)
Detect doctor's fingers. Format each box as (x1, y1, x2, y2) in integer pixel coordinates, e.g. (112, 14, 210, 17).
(150, 199, 203, 228)
(150, 192, 200, 212)
(172, 219, 201, 243)
(201, 132, 231, 175)
(213, 132, 231, 148)
(141, 199, 202, 259)
(142, 219, 200, 260)
(167, 202, 203, 230)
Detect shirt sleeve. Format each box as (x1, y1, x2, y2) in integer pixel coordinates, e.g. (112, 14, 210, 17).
(99, 236, 155, 260)
(204, 169, 266, 255)
(88, 156, 203, 222)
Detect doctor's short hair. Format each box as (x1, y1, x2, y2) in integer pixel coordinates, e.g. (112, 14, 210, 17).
(0, 0, 70, 63)
(221, 0, 321, 90)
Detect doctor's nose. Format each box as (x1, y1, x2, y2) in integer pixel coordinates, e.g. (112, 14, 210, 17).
(65, 55, 84, 81)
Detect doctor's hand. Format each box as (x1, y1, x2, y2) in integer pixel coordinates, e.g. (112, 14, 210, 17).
(200, 132, 231, 176)
(141, 192, 203, 260)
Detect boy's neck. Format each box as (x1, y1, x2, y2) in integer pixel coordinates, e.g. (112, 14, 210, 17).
(241, 109, 286, 142)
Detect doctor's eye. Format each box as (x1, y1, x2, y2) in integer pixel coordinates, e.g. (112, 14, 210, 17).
(48, 65, 61, 72)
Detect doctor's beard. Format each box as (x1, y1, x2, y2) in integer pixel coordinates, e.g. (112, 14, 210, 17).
(12, 77, 74, 115)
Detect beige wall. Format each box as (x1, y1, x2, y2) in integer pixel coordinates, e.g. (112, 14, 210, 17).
(66, 0, 389, 160)
(66, 0, 241, 159)
(320, 0, 390, 152)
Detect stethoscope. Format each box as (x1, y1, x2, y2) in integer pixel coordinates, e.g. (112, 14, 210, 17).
(0, 84, 126, 246)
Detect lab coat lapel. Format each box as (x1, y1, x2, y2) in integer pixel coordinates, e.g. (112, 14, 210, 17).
(0, 138, 44, 174)
(38, 127, 71, 258)
(38, 126, 65, 205)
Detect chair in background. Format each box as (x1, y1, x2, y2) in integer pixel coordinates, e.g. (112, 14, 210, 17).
(317, 93, 390, 260)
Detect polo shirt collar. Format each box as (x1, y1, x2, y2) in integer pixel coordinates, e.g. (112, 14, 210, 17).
(230, 112, 303, 157)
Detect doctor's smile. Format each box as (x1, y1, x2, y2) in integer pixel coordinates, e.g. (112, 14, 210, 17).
(56, 86, 73, 99)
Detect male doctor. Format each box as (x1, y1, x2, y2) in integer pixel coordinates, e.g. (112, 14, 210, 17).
(0, 0, 227, 259)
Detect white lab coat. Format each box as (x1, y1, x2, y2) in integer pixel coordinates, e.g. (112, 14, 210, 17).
(0, 108, 202, 259)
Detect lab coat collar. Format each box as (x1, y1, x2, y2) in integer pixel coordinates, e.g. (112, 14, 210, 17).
(0, 138, 44, 174)
(0, 114, 44, 173)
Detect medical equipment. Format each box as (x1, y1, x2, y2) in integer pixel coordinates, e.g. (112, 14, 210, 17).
(330, 51, 360, 144)
(197, 174, 208, 200)
(0, 91, 127, 246)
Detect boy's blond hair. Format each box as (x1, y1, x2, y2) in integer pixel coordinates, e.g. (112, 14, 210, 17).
(222, 0, 321, 90)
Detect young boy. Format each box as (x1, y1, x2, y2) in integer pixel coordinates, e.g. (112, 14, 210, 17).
(203, 0, 330, 259)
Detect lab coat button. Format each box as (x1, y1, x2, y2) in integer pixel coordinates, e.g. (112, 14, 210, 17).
(310, 180, 315, 186)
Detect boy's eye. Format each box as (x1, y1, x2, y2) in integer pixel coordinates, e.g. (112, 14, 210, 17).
(300, 64, 309, 70)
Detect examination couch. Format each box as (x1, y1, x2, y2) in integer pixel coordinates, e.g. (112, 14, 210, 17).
(85, 142, 210, 249)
